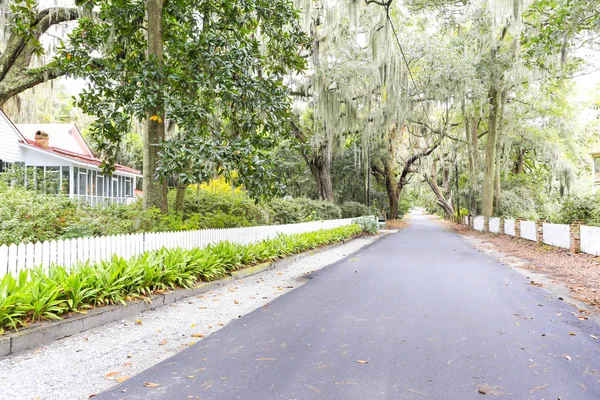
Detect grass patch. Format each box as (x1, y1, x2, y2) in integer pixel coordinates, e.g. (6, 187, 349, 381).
(0, 224, 362, 334)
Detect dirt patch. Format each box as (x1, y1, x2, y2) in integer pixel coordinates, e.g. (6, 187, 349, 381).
(385, 219, 408, 230)
(442, 221, 600, 311)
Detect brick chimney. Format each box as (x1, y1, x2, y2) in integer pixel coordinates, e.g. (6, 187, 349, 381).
(35, 130, 49, 148)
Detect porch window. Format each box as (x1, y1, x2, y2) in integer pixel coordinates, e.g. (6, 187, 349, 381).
(96, 175, 104, 197)
(45, 167, 61, 194)
(61, 167, 70, 194)
(112, 177, 119, 198)
(125, 177, 133, 197)
(78, 169, 88, 196)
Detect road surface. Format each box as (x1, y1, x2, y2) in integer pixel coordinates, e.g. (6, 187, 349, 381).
(97, 213, 600, 399)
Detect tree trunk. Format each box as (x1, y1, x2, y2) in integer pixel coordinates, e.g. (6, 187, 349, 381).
(514, 148, 525, 174)
(174, 181, 187, 213)
(306, 147, 334, 202)
(384, 156, 401, 219)
(463, 97, 479, 217)
(143, 0, 167, 212)
(494, 90, 507, 213)
(482, 85, 500, 217)
(424, 171, 454, 219)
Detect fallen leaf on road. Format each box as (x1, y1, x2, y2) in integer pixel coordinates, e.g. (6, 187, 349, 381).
(305, 385, 320, 393)
(565, 355, 572, 361)
(355, 360, 368, 364)
(234, 300, 239, 304)
(116, 376, 130, 383)
(186, 375, 195, 379)
(529, 384, 547, 393)
(591, 335, 598, 340)
(134, 320, 142, 325)
(569, 332, 576, 336)
(105, 372, 120, 379)
(349, 258, 359, 262)
(143, 382, 160, 388)
(159, 339, 168, 345)
(256, 357, 275, 361)
(478, 388, 486, 394)
(192, 333, 205, 338)
(408, 389, 425, 395)
(122, 362, 131, 367)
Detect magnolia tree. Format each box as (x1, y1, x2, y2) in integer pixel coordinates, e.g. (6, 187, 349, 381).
(62, 0, 310, 212)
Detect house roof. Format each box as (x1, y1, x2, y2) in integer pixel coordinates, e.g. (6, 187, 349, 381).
(12, 121, 141, 176)
(16, 123, 94, 157)
(18, 140, 141, 176)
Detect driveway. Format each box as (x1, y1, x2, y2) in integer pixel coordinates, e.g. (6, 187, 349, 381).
(97, 213, 600, 399)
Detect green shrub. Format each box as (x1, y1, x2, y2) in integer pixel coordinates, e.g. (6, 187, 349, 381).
(0, 180, 349, 245)
(340, 201, 370, 218)
(0, 224, 361, 332)
(353, 216, 378, 234)
(266, 198, 304, 224)
(555, 193, 600, 226)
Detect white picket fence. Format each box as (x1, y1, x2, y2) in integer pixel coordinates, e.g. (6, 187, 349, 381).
(0, 218, 357, 278)
(489, 218, 500, 234)
(581, 225, 600, 256)
(474, 216, 485, 231)
(504, 219, 516, 236)
(520, 221, 537, 242)
(542, 223, 571, 249)
(464, 216, 600, 256)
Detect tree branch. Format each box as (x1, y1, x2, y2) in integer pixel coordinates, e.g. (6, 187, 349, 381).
(0, 7, 83, 102)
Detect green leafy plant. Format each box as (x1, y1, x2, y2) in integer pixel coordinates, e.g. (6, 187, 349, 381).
(0, 224, 361, 333)
(353, 216, 379, 234)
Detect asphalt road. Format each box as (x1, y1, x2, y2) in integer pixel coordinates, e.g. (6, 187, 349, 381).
(97, 214, 600, 400)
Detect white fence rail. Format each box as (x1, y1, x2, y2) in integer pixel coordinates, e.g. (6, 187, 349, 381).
(0, 218, 357, 278)
(542, 223, 570, 249)
(474, 216, 485, 231)
(504, 219, 516, 236)
(467, 215, 600, 255)
(489, 218, 500, 234)
(520, 221, 537, 241)
(581, 225, 600, 256)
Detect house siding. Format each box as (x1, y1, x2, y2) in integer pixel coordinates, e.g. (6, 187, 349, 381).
(0, 112, 24, 163)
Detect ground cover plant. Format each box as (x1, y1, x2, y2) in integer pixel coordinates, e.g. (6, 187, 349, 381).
(0, 224, 362, 333)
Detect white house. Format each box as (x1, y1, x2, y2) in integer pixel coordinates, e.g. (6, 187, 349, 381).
(0, 109, 141, 205)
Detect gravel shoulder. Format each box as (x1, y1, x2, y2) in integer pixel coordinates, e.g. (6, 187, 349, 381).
(0, 234, 387, 400)
(441, 220, 600, 313)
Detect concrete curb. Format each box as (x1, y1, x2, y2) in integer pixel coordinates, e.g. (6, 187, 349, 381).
(0, 236, 364, 358)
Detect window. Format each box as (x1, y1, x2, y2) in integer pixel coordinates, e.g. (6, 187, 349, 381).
(112, 177, 119, 198)
(125, 177, 133, 197)
(78, 170, 88, 196)
(96, 175, 104, 197)
(61, 167, 70, 194)
(595, 156, 600, 181)
(45, 167, 61, 194)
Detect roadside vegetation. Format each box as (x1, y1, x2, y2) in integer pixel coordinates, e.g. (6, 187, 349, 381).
(0, 224, 363, 333)
(0, 177, 373, 246)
